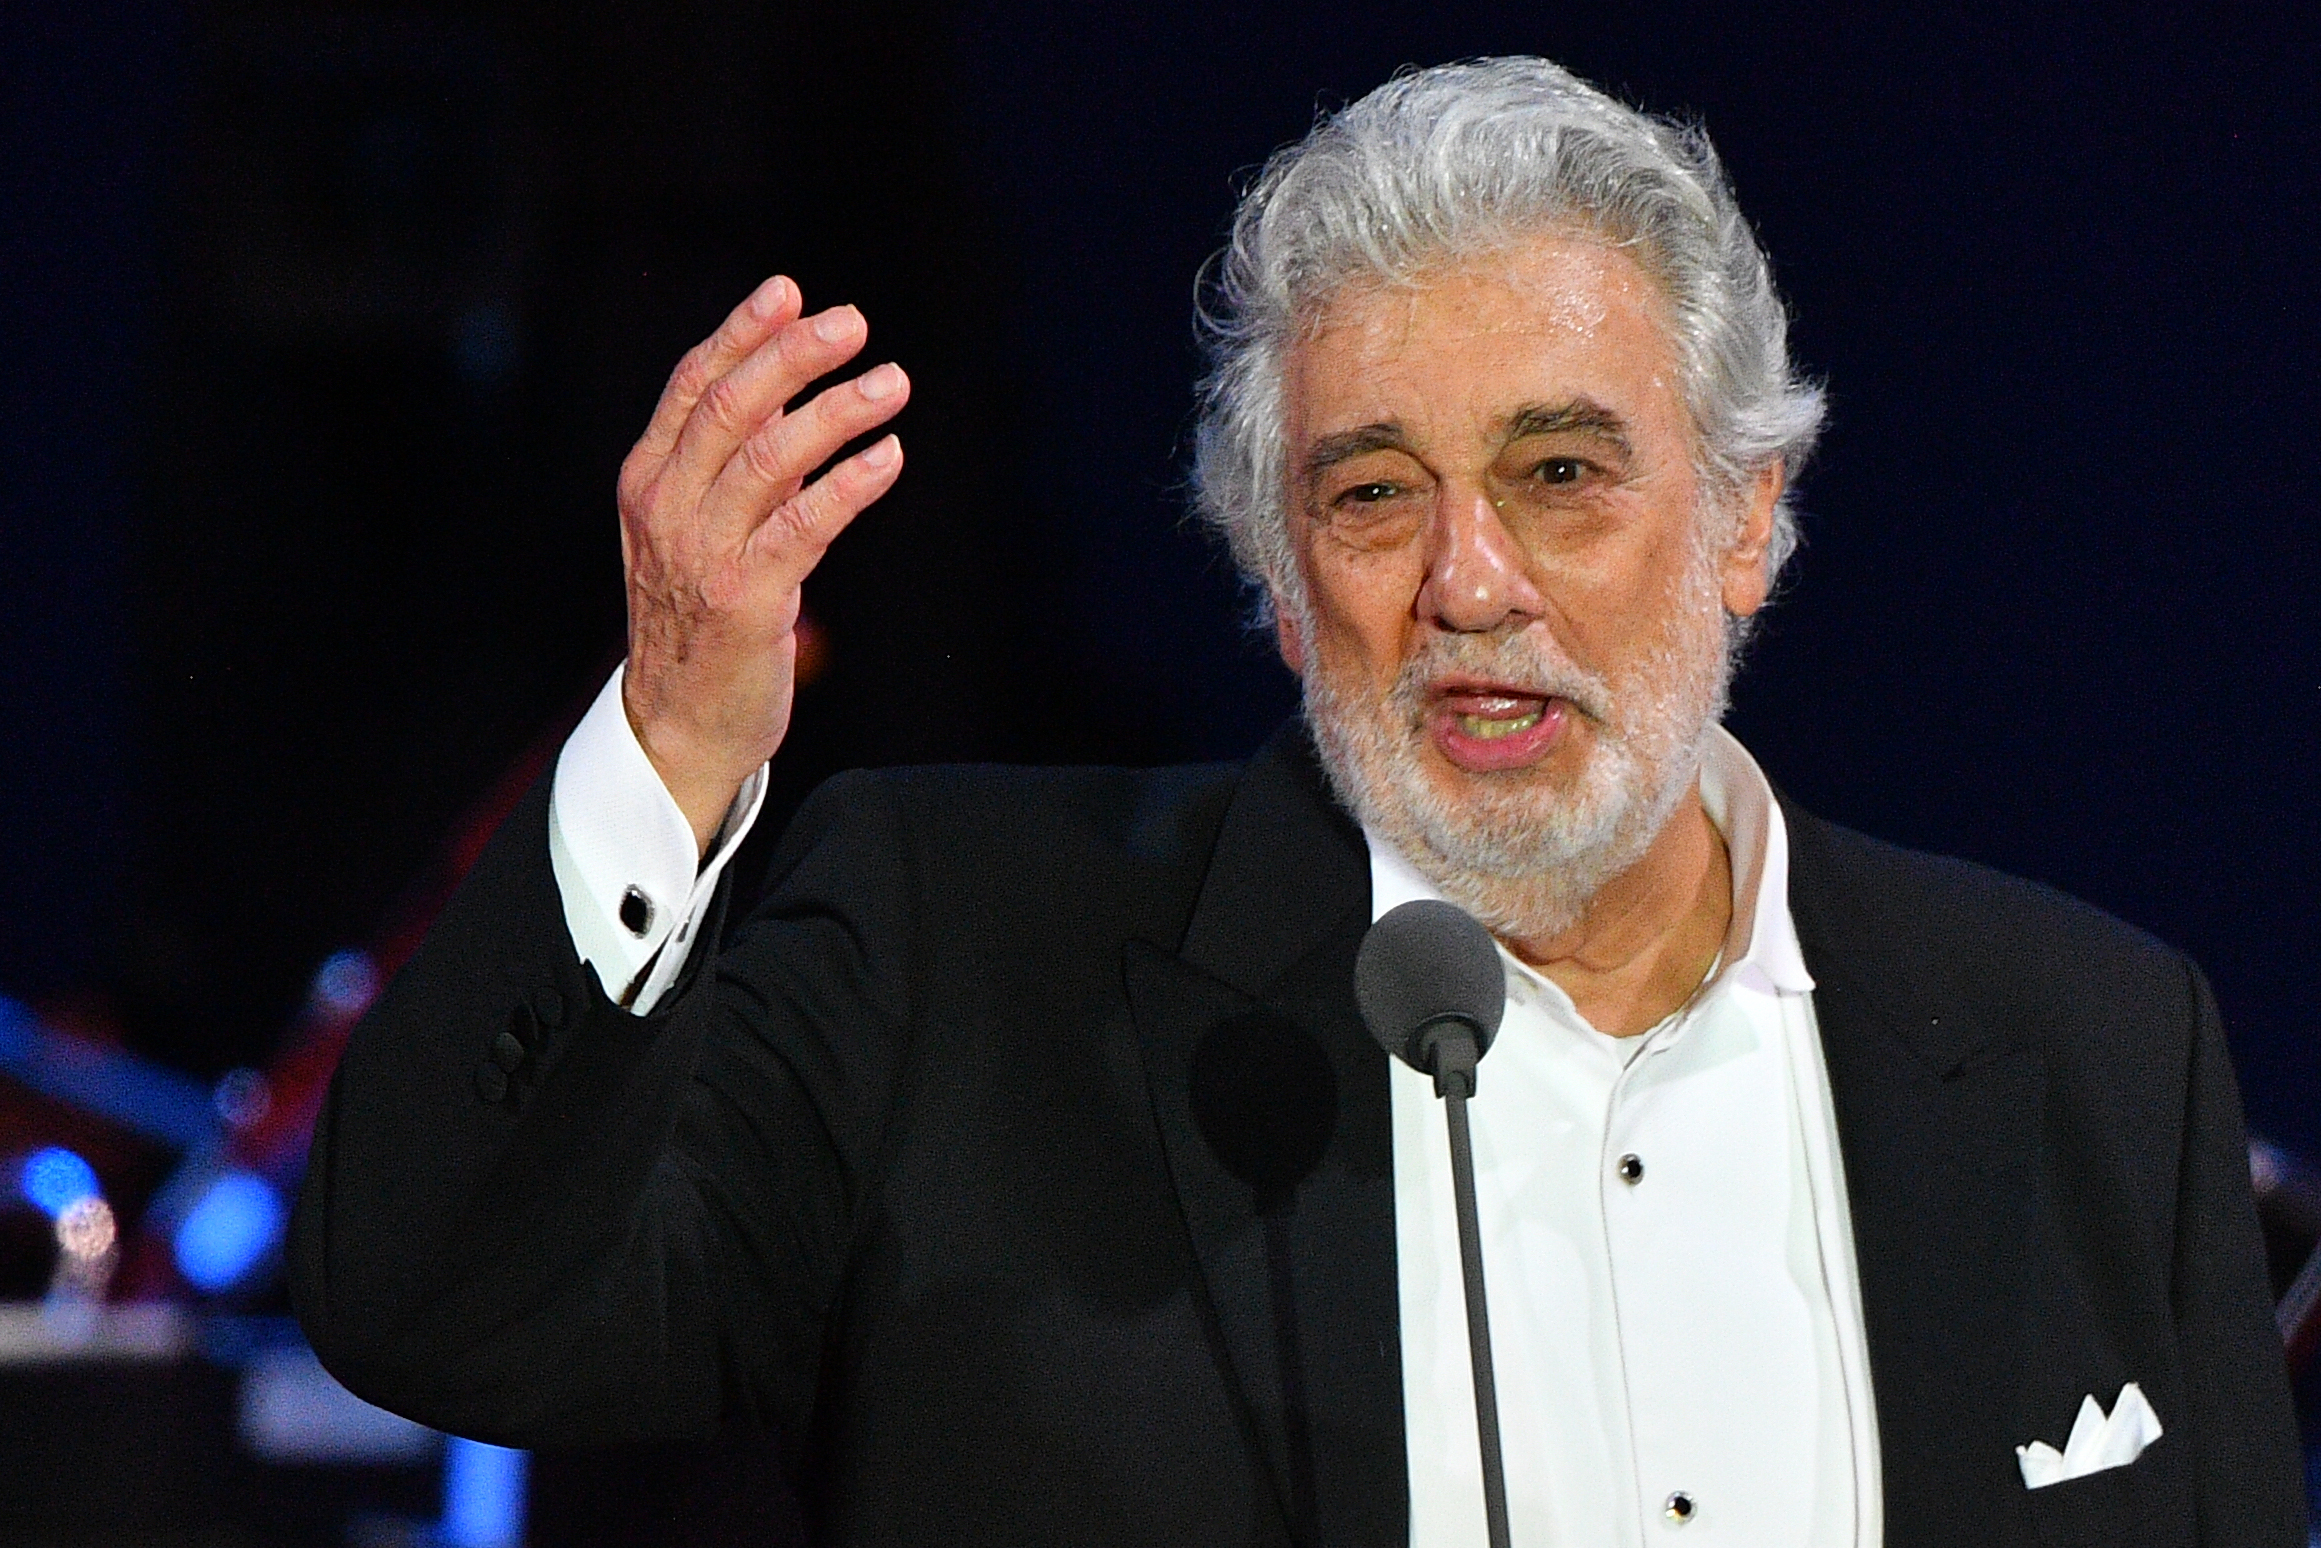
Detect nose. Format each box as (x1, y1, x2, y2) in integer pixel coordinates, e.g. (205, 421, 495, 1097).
(1416, 488, 1546, 633)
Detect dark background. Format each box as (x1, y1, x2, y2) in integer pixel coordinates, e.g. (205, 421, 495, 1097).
(5, 0, 2315, 1149)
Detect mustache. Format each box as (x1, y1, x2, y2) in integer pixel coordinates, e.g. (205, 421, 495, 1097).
(1385, 631, 1615, 725)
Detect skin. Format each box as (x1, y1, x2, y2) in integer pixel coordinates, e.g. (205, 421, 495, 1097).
(617, 275, 912, 854)
(1275, 233, 1784, 1036)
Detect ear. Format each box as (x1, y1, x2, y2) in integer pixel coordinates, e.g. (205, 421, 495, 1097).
(1720, 462, 1786, 619)
(1270, 589, 1306, 674)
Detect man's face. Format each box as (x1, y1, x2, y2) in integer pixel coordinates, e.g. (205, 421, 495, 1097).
(1277, 232, 1779, 940)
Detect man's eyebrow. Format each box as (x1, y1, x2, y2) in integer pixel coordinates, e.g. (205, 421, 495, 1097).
(1300, 403, 1631, 481)
(1504, 401, 1632, 452)
(1301, 422, 1408, 481)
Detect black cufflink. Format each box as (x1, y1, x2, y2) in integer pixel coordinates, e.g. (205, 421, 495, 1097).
(619, 885, 654, 937)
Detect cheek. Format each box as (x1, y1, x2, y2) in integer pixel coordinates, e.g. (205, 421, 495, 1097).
(1537, 512, 1707, 663)
(1302, 541, 1425, 674)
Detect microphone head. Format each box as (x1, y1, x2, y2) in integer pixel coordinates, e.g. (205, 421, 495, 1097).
(1355, 899, 1506, 1076)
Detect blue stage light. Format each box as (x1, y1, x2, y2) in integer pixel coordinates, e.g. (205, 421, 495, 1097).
(311, 950, 380, 1018)
(20, 1147, 99, 1219)
(442, 1437, 529, 1548)
(0, 996, 216, 1149)
(173, 1170, 286, 1292)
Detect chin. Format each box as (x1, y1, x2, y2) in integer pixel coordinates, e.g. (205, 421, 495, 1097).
(1299, 605, 1732, 944)
(1341, 712, 1695, 941)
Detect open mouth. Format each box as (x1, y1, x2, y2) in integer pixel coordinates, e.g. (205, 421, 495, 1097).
(1431, 685, 1567, 771)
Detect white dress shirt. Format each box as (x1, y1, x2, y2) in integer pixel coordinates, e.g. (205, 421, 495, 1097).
(548, 671, 1883, 1542)
(1378, 727, 1881, 1546)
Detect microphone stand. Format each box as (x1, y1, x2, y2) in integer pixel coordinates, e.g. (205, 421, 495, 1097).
(1426, 1024, 1511, 1548)
(1357, 899, 1513, 1548)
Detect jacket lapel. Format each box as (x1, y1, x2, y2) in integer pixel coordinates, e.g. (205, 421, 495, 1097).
(1123, 723, 1407, 1548)
(1783, 801, 2050, 1548)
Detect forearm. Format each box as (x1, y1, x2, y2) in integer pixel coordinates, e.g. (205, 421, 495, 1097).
(289, 775, 733, 1444)
(290, 762, 917, 1449)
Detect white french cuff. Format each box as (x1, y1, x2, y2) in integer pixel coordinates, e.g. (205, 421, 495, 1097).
(2014, 1381, 2163, 1489)
(547, 665, 769, 1015)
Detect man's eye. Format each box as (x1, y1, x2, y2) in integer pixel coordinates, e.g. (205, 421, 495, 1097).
(1338, 480, 1401, 505)
(1531, 457, 1587, 486)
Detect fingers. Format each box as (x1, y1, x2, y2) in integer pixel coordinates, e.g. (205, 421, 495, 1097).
(710, 359, 911, 532)
(658, 303, 872, 501)
(747, 433, 905, 578)
(626, 275, 801, 485)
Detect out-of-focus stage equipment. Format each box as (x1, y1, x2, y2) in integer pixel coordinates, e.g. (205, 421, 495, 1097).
(0, 612, 845, 1544)
(0, 708, 572, 1545)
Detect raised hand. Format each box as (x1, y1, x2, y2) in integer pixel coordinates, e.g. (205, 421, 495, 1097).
(615, 275, 910, 853)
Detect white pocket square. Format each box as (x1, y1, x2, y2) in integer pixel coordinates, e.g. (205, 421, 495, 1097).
(2015, 1381, 2163, 1489)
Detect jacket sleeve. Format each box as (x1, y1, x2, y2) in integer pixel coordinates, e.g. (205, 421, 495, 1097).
(289, 765, 919, 1450)
(2170, 958, 2306, 1544)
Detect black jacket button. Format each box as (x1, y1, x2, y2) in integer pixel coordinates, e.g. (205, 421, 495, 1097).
(491, 1031, 527, 1073)
(474, 1063, 508, 1103)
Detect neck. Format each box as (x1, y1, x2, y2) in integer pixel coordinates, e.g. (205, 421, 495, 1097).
(1501, 782, 1732, 1037)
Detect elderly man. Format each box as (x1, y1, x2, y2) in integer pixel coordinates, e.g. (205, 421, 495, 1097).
(291, 58, 2301, 1548)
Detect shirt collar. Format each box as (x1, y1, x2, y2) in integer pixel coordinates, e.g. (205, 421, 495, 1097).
(1362, 724, 1815, 999)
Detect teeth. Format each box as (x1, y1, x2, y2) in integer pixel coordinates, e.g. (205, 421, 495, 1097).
(1456, 709, 1543, 741)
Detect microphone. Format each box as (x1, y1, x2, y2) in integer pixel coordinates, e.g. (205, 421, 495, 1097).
(1357, 900, 1512, 1548)
(1356, 899, 1505, 1096)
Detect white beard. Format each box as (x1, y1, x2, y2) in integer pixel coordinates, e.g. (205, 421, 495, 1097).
(1299, 546, 1735, 944)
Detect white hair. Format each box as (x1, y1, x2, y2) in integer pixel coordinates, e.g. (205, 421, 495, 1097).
(1191, 56, 1826, 623)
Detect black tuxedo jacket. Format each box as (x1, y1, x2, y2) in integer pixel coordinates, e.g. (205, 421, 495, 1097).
(292, 724, 2302, 1547)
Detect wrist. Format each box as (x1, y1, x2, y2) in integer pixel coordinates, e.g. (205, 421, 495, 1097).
(621, 690, 763, 859)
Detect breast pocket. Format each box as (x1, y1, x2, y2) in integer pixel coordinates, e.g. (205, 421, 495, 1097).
(2022, 1431, 2193, 1548)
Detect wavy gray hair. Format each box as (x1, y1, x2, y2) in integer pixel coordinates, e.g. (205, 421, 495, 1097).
(1192, 57, 1826, 623)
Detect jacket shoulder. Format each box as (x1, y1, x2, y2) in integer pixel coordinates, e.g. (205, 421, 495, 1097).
(1784, 804, 2197, 1030)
